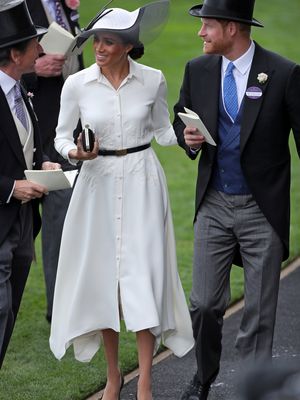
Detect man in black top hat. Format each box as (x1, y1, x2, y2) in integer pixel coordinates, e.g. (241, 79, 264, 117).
(0, 0, 60, 367)
(173, 0, 300, 398)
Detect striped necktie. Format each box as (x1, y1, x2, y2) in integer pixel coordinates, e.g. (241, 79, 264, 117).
(53, 0, 68, 29)
(223, 62, 238, 121)
(14, 82, 28, 131)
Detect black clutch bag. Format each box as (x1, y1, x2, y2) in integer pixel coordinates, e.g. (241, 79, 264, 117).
(82, 124, 95, 152)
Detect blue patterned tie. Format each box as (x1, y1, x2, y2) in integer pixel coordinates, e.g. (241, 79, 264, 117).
(53, 1, 68, 29)
(223, 62, 238, 121)
(14, 82, 28, 131)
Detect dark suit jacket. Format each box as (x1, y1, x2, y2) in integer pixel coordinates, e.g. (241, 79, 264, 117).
(0, 86, 47, 246)
(174, 42, 300, 261)
(23, 0, 84, 166)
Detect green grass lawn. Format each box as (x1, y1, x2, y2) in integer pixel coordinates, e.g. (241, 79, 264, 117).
(0, 1, 299, 399)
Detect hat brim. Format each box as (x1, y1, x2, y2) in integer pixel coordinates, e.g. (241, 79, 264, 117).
(0, 25, 48, 48)
(189, 5, 264, 27)
(74, 0, 170, 52)
(78, 9, 141, 43)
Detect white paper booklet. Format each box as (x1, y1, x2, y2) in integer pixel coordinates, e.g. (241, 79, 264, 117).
(39, 22, 77, 56)
(24, 169, 78, 191)
(178, 107, 216, 146)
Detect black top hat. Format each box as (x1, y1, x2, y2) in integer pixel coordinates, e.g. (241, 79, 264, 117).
(189, 0, 263, 27)
(0, 0, 48, 49)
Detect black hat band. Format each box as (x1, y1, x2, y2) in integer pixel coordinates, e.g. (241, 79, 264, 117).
(200, 4, 254, 22)
(0, 27, 37, 47)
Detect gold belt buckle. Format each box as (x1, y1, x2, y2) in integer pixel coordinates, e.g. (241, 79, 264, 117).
(115, 149, 127, 156)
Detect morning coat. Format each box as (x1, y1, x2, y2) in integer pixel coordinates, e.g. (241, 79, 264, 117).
(174, 42, 300, 262)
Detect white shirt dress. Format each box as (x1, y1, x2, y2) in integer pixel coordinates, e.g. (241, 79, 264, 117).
(49, 58, 194, 362)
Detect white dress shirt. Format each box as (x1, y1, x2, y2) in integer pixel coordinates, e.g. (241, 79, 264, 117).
(0, 70, 19, 114)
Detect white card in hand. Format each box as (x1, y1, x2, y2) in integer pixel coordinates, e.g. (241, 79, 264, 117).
(178, 107, 216, 146)
(24, 169, 78, 191)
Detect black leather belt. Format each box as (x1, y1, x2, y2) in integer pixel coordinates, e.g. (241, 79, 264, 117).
(98, 143, 151, 156)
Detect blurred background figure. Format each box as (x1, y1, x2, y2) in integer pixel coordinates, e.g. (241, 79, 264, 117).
(23, 0, 84, 323)
(239, 362, 300, 400)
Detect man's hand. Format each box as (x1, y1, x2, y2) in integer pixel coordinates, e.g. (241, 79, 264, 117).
(13, 163, 60, 201)
(35, 54, 66, 77)
(13, 180, 48, 202)
(184, 126, 206, 150)
(42, 161, 61, 170)
(68, 133, 100, 161)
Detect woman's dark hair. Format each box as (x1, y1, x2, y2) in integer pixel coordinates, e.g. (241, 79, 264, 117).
(129, 41, 144, 60)
(0, 39, 32, 66)
(121, 29, 144, 60)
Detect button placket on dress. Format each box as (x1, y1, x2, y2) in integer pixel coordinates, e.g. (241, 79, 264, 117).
(114, 91, 124, 277)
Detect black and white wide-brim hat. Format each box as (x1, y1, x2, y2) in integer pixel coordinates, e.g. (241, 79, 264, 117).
(74, 0, 170, 51)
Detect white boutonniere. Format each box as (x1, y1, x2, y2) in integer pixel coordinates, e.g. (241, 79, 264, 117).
(257, 73, 268, 84)
(27, 92, 34, 110)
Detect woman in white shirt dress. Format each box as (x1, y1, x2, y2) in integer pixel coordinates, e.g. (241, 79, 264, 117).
(50, 2, 194, 399)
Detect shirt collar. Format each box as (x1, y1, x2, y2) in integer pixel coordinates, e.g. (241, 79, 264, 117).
(83, 57, 144, 85)
(127, 57, 144, 84)
(0, 70, 17, 96)
(222, 40, 255, 76)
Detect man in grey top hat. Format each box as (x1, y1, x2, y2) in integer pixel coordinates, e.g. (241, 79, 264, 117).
(173, 0, 300, 398)
(0, 0, 60, 367)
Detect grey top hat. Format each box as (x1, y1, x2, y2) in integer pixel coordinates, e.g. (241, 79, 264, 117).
(189, 0, 263, 27)
(0, 0, 48, 48)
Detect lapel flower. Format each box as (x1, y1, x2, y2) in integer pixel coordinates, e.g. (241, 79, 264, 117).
(27, 92, 34, 109)
(257, 72, 268, 84)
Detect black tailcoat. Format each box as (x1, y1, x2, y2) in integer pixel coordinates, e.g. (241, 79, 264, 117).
(0, 86, 46, 246)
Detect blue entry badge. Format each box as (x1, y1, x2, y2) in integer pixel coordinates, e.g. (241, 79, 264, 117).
(246, 86, 263, 99)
